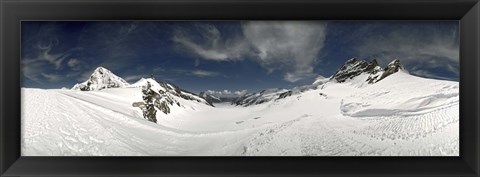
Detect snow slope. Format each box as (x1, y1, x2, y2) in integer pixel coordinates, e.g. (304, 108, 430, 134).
(21, 71, 459, 156)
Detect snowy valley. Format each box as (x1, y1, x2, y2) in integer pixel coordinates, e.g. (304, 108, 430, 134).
(21, 58, 459, 156)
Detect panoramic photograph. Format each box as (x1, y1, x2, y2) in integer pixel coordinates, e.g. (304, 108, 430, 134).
(21, 21, 459, 156)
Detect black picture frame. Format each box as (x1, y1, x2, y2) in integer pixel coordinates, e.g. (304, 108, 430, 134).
(1, 0, 479, 176)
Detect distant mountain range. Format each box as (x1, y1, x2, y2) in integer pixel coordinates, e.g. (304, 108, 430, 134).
(200, 58, 404, 106)
(72, 58, 405, 108)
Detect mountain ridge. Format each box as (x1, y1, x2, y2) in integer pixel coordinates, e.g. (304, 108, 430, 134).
(232, 58, 404, 107)
(73, 58, 404, 108)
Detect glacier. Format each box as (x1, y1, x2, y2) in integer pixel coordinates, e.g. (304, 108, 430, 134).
(21, 59, 459, 156)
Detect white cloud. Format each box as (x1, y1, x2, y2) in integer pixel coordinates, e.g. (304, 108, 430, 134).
(153, 67, 165, 73)
(353, 24, 459, 76)
(41, 73, 63, 82)
(124, 75, 145, 82)
(66, 58, 88, 72)
(22, 39, 85, 84)
(22, 62, 46, 84)
(173, 23, 249, 61)
(173, 36, 229, 60)
(409, 70, 454, 81)
(173, 22, 328, 82)
(77, 22, 140, 71)
(67, 58, 80, 67)
(22, 42, 70, 71)
(242, 21, 327, 82)
(284, 72, 313, 82)
(191, 70, 222, 77)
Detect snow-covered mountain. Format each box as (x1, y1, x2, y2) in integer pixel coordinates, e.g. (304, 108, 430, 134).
(126, 77, 213, 123)
(198, 91, 246, 104)
(21, 59, 459, 156)
(234, 58, 404, 107)
(71, 67, 212, 121)
(377, 59, 403, 81)
(198, 92, 223, 103)
(233, 88, 289, 106)
(72, 67, 130, 91)
(129, 77, 213, 107)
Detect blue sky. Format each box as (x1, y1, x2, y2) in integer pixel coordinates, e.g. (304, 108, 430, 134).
(21, 21, 459, 93)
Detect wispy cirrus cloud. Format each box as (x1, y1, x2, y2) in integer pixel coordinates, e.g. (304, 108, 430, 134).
(191, 70, 223, 77)
(22, 61, 47, 84)
(23, 41, 71, 70)
(133, 67, 225, 80)
(22, 40, 83, 83)
(76, 22, 142, 71)
(41, 73, 63, 82)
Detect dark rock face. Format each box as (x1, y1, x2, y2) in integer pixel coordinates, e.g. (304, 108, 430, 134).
(331, 58, 403, 84)
(79, 82, 92, 91)
(140, 81, 187, 122)
(377, 59, 403, 82)
(331, 58, 382, 83)
(277, 91, 293, 100)
(141, 82, 158, 123)
(153, 90, 174, 115)
(135, 78, 213, 123)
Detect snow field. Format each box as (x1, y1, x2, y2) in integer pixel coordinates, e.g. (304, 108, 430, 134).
(21, 72, 459, 156)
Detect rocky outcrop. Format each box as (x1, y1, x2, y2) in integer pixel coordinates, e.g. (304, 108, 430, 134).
(141, 81, 158, 123)
(133, 77, 213, 122)
(331, 58, 383, 83)
(277, 91, 293, 100)
(331, 58, 403, 84)
(377, 59, 403, 82)
(130, 78, 213, 107)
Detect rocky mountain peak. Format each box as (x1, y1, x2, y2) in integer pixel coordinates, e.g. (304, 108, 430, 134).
(331, 58, 382, 83)
(71, 67, 130, 91)
(377, 59, 403, 82)
(331, 58, 404, 84)
(386, 59, 402, 71)
(94, 66, 106, 74)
